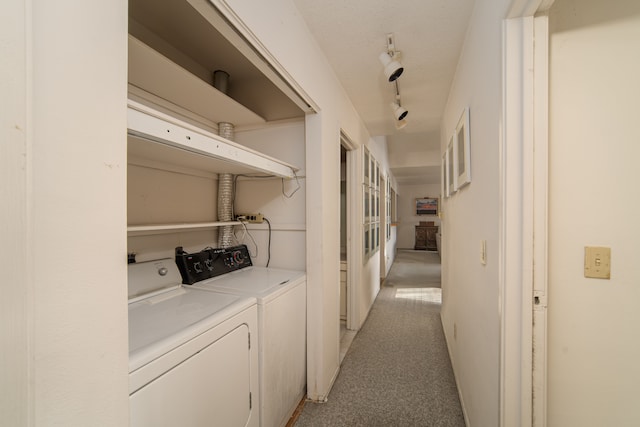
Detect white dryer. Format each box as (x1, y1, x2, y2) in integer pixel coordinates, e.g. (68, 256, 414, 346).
(193, 261, 306, 427)
(128, 258, 259, 427)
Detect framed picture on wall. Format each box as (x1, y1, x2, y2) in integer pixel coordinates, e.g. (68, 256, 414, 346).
(364, 186, 370, 220)
(364, 148, 369, 181)
(416, 197, 439, 216)
(441, 152, 448, 198)
(364, 224, 370, 256)
(371, 157, 376, 188)
(447, 137, 456, 195)
(454, 107, 471, 188)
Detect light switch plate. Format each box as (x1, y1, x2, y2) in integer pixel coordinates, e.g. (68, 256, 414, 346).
(584, 246, 611, 279)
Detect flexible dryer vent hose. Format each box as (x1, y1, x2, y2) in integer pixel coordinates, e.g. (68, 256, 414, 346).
(217, 122, 235, 248)
(214, 70, 235, 248)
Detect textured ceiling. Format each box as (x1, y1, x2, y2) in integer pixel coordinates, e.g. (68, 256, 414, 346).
(293, 0, 475, 184)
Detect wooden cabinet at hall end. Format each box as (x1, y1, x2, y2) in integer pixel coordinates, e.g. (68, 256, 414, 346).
(414, 225, 438, 251)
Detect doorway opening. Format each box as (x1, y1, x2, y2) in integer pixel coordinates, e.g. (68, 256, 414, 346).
(339, 135, 357, 363)
(379, 174, 387, 280)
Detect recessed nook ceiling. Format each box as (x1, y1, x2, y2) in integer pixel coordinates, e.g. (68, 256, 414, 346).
(129, 0, 305, 122)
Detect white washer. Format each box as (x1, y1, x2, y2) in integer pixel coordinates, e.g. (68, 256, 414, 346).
(193, 266, 306, 427)
(128, 258, 259, 427)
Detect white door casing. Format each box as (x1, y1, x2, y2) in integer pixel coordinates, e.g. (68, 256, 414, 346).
(501, 1, 555, 426)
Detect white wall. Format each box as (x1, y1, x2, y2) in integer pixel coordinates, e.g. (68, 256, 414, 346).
(386, 225, 398, 274)
(1, 0, 129, 424)
(235, 121, 307, 270)
(547, 1, 640, 425)
(440, 0, 511, 425)
(355, 136, 395, 318)
(218, 0, 387, 400)
(396, 183, 441, 249)
(388, 132, 440, 169)
(1, 1, 29, 424)
(368, 136, 392, 173)
(127, 158, 220, 264)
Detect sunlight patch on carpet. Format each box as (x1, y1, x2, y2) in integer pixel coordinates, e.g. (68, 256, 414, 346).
(394, 287, 442, 304)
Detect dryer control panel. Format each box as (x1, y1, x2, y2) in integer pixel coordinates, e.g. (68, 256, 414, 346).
(218, 245, 252, 271)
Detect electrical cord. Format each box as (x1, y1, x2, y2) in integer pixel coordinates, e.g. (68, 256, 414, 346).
(229, 170, 294, 267)
(282, 169, 300, 198)
(233, 216, 271, 267)
(232, 173, 275, 219)
(264, 217, 272, 267)
(234, 220, 258, 259)
(231, 172, 300, 217)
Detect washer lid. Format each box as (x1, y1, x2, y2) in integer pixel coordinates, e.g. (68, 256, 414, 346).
(194, 267, 306, 300)
(127, 258, 182, 299)
(128, 287, 255, 372)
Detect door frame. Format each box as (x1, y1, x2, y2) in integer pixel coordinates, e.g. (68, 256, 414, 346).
(500, 1, 554, 426)
(378, 173, 387, 279)
(340, 131, 359, 330)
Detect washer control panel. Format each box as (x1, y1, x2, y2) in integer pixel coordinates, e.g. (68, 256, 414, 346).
(175, 245, 252, 285)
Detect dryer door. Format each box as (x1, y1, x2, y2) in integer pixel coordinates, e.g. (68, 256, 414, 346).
(130, 323, 253, 426)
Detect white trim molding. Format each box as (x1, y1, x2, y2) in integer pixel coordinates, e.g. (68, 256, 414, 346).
(189, 0, 319, 114)
(501, 1, 555, 426)
(500, 16, 534, 427)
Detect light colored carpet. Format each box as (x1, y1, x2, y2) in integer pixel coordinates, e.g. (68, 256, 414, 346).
(383, 250, 443, 289)
(295, 250, 465, 427)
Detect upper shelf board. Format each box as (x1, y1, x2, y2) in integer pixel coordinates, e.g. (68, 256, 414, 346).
(127, 221, 242, 236)
(128, 100, 299, 178)
(128, 35, 266, 127)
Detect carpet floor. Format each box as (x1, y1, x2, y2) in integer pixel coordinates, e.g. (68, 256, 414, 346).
(294, 250, 465, 427)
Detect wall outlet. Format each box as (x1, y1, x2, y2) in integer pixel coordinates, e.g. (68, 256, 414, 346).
(235, 213, 264, 224)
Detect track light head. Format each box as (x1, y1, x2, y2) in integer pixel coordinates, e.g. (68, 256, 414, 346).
(379, 52, 404, 82)
(390, 102, 408, 121)
(396, 119, 408, 130)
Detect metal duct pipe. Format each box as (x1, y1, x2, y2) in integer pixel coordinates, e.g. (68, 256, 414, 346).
(217, 172, 234, 248)
(218, 122, 234, 140)
(214, 70, 236, 248)
(217, 122, 235, 247)
(213, 70, 229, 93)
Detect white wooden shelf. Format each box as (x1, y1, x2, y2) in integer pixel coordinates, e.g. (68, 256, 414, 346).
(127, 221, 241, 236)
(128, 35, 266, 127)
(126, 35, 300, 241)
(128, 100, 299, 178)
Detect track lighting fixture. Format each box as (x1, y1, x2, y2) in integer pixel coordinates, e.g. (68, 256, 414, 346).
(379, 52, 404, 82)
(379, 33, 404, 82)
(380, 33, 408, 128)
(390, 102, 408, 121)
(390, 80, 408, 124)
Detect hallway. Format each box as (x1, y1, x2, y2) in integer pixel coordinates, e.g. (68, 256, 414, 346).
(294, 250, 465, 426)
